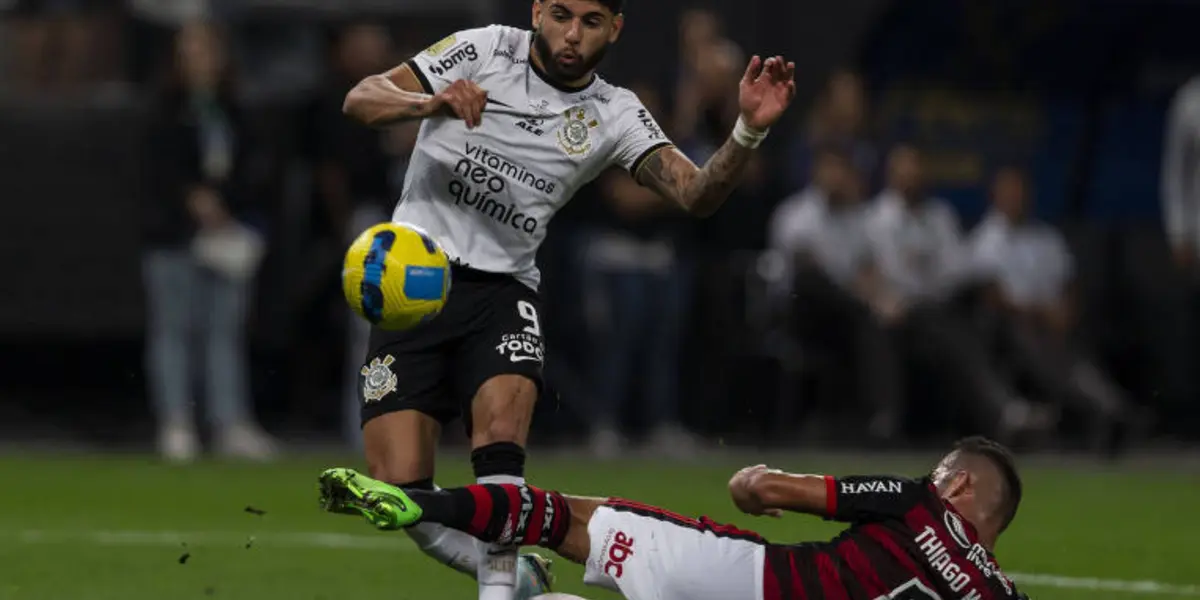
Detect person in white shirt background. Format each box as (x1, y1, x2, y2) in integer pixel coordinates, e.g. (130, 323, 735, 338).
(969, 166, 1141, 454)
(864, 145, 1050, 443)
(768, 145, 902, 444)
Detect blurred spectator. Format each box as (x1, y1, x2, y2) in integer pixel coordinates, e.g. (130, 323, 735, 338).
(304, 23, 407, 448)
(4, 0, 123, 91)
(673, 9, 740, 146)
(767, 146, 902, 443)
(1154, 75, 1200, 433)
(670, 28, 769, 249)
(677, 8, 721, 77)
(141, 20, 276, 462)
(785, 69, 879, 194)
(1162, 75, 1200, 277)
(970, 167, 1139, 452)
(864, 145, 1049, 441)
(582, 85, 698, 459)
(127, 0, 209, 87)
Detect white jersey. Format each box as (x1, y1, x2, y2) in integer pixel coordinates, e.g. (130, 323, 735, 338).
(398, 25, 675, 289)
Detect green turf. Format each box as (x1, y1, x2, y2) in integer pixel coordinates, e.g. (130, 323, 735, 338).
(0, 452, 1197, 599)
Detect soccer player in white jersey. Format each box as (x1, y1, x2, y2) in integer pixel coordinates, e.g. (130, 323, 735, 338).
(334, 1, 796, 598)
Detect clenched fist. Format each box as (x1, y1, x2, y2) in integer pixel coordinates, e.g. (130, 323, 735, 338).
(729, 464, 784, 518)
(427, 79, 489, 128)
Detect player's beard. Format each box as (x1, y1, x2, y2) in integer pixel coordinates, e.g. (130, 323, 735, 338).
(532, 28, 609, 84)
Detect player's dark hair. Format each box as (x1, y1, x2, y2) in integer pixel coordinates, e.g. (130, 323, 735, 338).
(987, 161, 1030, 184)
(952, 436, 1023, 532)
(598, 0, 624, 14)
(814, 142, 854, 164)
(537, 0, 624, 14)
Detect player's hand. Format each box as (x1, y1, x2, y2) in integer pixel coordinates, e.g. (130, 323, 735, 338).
(427, 79, 488, 129)
(738, 55, 797, 131)
(729, 464, 784, 518)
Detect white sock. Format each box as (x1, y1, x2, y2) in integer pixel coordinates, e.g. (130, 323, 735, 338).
(404, 484, 481, 578)
(476, 474, 524, 600)
(406, 522, 482, 577)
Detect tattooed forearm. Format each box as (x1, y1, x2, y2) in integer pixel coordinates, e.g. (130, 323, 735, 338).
(636, 138, 755, 217)
(343, 65, 436, 128)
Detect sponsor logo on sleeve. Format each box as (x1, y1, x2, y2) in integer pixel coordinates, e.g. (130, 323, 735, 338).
(636, 108, 664, 140)
(839, 480, 904, 494)
(428, 42, 479, 76)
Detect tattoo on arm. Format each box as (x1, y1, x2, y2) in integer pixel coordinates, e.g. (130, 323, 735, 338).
(635, 138, 755, 217)
(343, 64, 435, 127)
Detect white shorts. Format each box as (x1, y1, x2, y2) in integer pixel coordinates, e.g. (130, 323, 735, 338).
(581, 501, 765, 600)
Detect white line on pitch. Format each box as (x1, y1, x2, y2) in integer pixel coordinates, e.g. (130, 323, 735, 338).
(6, 530, 1199, 596)
(8, 529, 413, 550)
(1009, 573, 1200, 597)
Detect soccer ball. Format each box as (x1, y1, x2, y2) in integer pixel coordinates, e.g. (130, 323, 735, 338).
(531, 595, 591, 600)
(342, 222, 452, 331)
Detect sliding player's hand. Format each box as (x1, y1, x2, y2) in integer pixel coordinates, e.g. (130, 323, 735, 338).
(428, 79, 489, 129)
(729, 464, 784, 518)
(738, 55, 797, 131)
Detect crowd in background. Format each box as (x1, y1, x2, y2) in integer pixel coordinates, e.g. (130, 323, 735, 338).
(3, 1, 1199, 462)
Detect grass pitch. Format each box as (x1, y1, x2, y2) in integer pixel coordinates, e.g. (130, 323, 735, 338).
(0, 451, 1197, 599)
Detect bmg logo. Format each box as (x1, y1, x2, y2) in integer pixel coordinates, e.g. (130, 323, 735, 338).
(429, 43, 479, 76)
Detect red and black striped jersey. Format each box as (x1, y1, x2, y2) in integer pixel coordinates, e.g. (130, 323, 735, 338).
(763, 476, 1026, 600)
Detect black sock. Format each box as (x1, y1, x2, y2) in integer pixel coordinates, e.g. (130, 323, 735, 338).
(470, 442, 526, 480)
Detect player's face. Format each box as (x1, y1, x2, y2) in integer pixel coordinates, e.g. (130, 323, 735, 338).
(815, 154, 853, 201)
(992, 169, 1029, 220)
(888, 147, 923, 196)
(532, 0, 624, 83)
(177, 22, 226, 89)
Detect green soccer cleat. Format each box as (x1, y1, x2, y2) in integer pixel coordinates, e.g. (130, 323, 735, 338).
(318, 467, 423, 530)
(318, 468, 557, 597)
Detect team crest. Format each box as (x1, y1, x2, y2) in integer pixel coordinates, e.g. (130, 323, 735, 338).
(424, 34, 458, 57)
(361, 355, 398, 403)
(556, 107, 599, 157)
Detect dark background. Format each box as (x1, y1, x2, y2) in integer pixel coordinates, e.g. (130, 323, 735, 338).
(1, 0, 1197, 450)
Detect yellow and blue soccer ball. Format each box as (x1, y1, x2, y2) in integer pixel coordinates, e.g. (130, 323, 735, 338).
(342, 222, 451, 331)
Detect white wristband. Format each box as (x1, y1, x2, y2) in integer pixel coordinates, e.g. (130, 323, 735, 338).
(732, 116, 769, 149)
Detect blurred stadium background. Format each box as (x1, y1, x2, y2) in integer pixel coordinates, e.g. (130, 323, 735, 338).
(2, 0, 1200, 598)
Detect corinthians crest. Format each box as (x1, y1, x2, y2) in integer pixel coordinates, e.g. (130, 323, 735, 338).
(556, 106, 599, 157)
(361, 355, 398, 403)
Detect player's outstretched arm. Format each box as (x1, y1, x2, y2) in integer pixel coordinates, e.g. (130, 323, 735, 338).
(343, 63, 488, 128)
(729, 464, 831, 518)
(635, 55, 796, 217)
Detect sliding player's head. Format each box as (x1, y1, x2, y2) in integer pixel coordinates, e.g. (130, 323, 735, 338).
(931, 436, 1023, 549)
(531, 0, 625, 84)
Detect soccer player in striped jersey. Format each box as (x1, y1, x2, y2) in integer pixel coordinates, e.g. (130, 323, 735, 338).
(319, 436, 1029, 600)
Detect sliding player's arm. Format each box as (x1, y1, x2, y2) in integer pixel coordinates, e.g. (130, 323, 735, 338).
(343, 28, 496, 128)
(729, 465, 928, 522)
(633, 55, 795, 217)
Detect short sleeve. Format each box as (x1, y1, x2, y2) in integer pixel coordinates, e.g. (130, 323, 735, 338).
(406, 27, 499, 95)
(608, 92, 675, 176)
(824, 475, 931, 523)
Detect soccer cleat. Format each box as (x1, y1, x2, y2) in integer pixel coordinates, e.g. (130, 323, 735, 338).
(516, 553, 555, 599)
(318, 467, 423, 530)
(320, 468, 556, 597)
